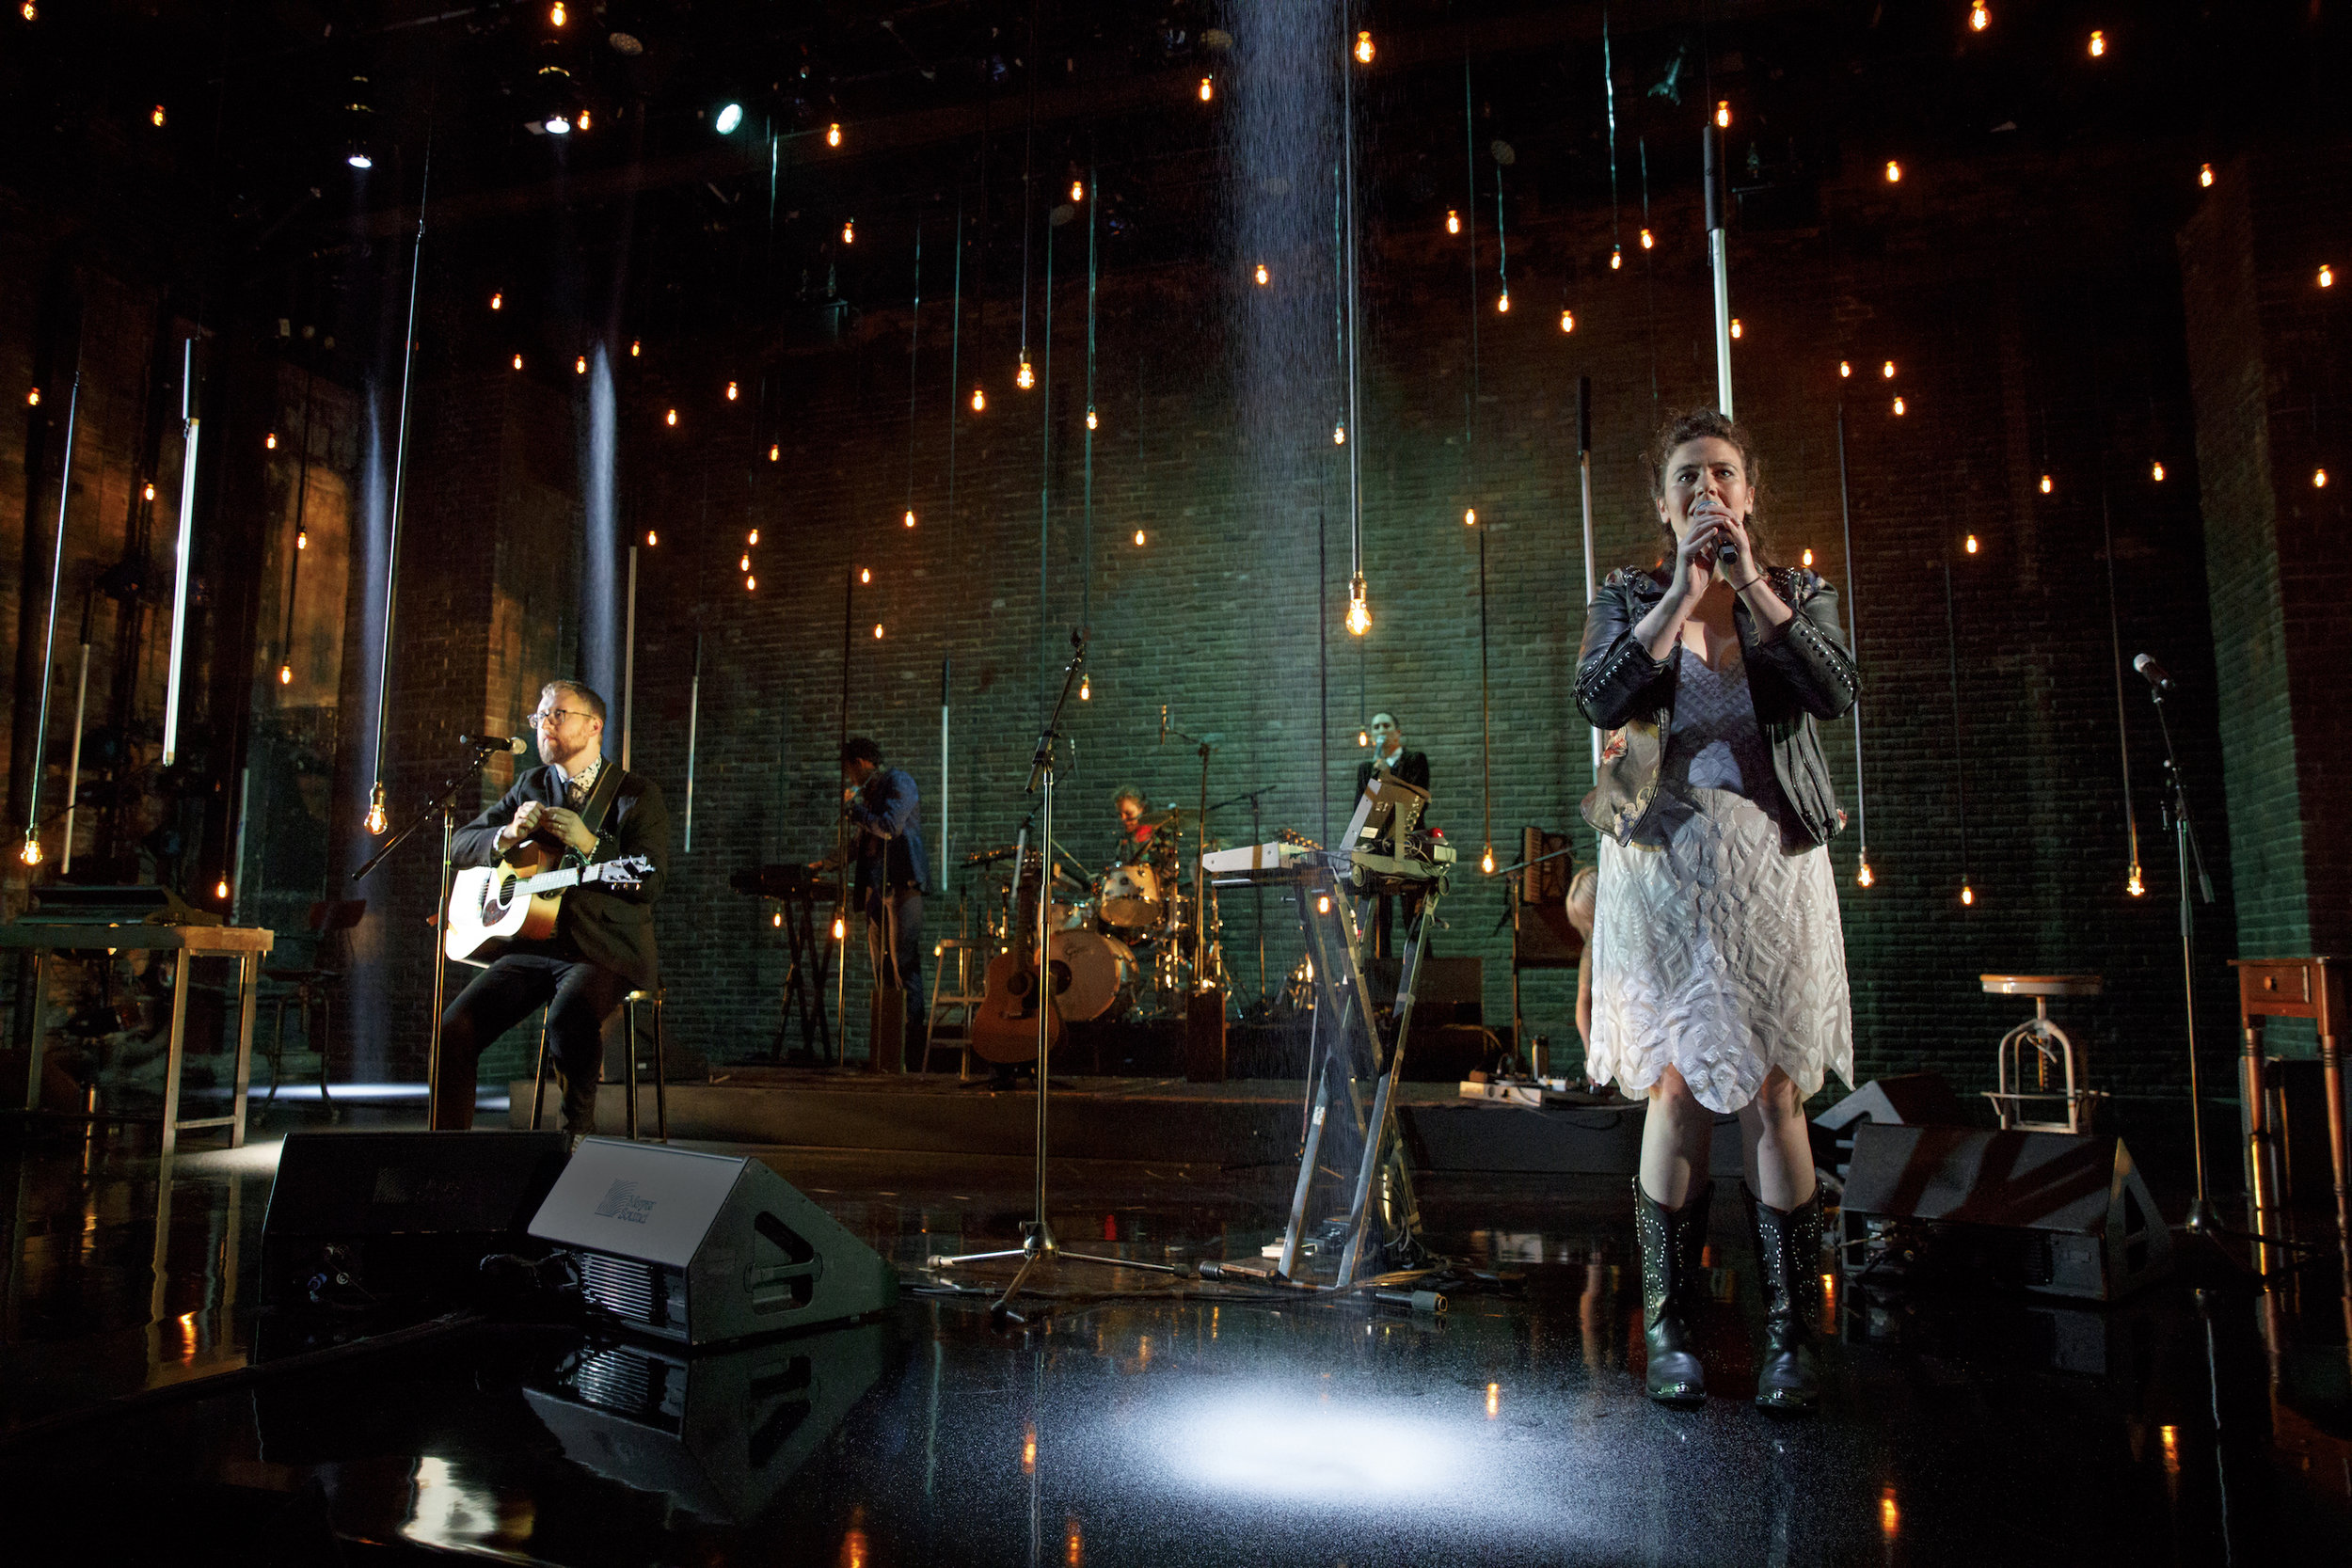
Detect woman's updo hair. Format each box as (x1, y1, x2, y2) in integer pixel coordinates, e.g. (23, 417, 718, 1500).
(1646, 406, 1774, 566)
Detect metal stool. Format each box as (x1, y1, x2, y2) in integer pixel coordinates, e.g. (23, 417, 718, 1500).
(1980, 974, 2106, 1132)
(923, 938, 988, 1077)
(529, 991, 668, 1142)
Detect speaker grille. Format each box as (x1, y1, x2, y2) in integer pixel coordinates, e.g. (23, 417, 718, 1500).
(580, 1251, 665, 1326)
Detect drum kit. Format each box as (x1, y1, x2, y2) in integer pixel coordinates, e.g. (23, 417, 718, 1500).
(965, 811, 1224, 1022)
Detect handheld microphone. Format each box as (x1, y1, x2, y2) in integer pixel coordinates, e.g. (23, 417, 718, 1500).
(2132, 654, 2173, 693)
(462, 734, 529, 754)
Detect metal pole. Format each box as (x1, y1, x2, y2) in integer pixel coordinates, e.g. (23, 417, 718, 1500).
(621, 544, 638, 769)
(1704, 123, 1733, 419)
(24, 370, 80, 863)
(939, 657, 950, 889)
(162, 344, 200, 766)
(230, 766, 252, 926)
(683, 632, 701, 852)
(426, 807, 455, 1127)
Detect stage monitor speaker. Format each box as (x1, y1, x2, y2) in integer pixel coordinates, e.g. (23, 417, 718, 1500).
(1184, 988, 1229, 1083)
(1838, 1122, 2170, 1301)
(529, 1139, 898, 1347)
(260, 1131, 570, 1310)
(1811, 1072, 1965, 1179)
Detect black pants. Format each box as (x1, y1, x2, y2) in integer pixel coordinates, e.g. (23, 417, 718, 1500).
(435, 952, 629, 1132)
(863, 886, 924, 1069)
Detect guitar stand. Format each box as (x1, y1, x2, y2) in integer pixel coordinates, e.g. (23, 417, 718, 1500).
(929, 634, 1187, 1327)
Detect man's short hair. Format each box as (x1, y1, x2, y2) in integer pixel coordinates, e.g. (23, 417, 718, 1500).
(1371, 709, 1401, 731)
(841, 736, 882, 767)
(1112, 784, 1147, 811)
(541, 679, 607, 724)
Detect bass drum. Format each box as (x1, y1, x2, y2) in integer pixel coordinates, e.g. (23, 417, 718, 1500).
(1047, 928, 1138, 1022)
(1099, 863, 1165, 930)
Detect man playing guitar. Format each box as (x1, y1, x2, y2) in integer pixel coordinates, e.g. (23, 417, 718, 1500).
(436, 679, 668, 1139)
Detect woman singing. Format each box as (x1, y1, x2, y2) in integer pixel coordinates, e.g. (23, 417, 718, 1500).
(1573, 407, 1858, 1411)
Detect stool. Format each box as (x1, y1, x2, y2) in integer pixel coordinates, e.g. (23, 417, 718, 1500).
(2228, 958, 2346, 1278)
(923, 938, 989, 1078)
(1979, 974, 2106, 1133)
(529, 991, 668, 1143)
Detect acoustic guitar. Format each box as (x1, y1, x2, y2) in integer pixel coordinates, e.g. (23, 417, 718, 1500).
(970, 853, 1068, 1063)
(444, 842, 654, 964)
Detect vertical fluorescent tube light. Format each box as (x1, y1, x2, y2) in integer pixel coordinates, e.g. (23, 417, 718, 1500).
(162, 341, 200, 765)
(621, 543, 638, 768)
(1704, 120, 1734, 417)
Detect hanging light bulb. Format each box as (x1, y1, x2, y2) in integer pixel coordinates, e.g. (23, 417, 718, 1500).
(1086, 406, 1099, 431)
(1610, 245, 1623, 270)
(364, 783, 389, 835)
(1715, 100, 1730, 129)
(1857, 859, 1874, 888)
(860, 567, 871, 584)
(1839, 360, 1851, 378)
(151, 104, 167, 127)
(1802, 547, 1815, 567)
(1462, 508, 1478, 528)
(873, 623, 884, 639)
(645, 529, 659, 546)
(1134, 529, 1147, 546)
(2088, 29, 2106, 57)
(575, 109, 591, 132)
(512, 354, 524, 371)
(772, 910, 784, 928)
(746, 574, 757, 591)
(2152, 461, 2166, 482)
(1639, 228, 1654, 250)
(2315, 468, 2329, 488)
(2126, 863, 2145, 897)
(665, 408, 677, 426)
(903, 509, 916, 529)
(1070, 179, 1085, 203)
(1357, 728, 1370, 748)
(1316, 895, 1332, 915)
(549, 1, 565, 25)
(1480, 846, 1496, 875)
(1884, 160, 1902, 183)
(1333, 420, 1347, 444)
(2040, 473, 2054, 494)
(740, 554, 752, 572)
(215, 876, 230, 900)
(1355, 30, 1375, 65)
(575, 355, 587, 374)
(1960, 879, 1976, 906)
(1017, 358, 1035, 390)
(142, 481, 155, 501)
(842, 219, 855, 245)
(1446, 209, 1461, 235)
(833, 913, 846, 941)
(20, 1, 33, 19)
(26, 388, 40, 406)
(629, 339, 641, 356)
(278, 663, 293, 686)
(1893, 396, 1907, 416)
(296, 529, 308, 550)
(770, 444, 780, 462)
(725, 380, 739, 401)
(1559, 309, 1575, 333)
(828, 122, 843, 147)
(1254, 262, 1269, 286)
(1346, 574, 1371, 636)
(1199, 76, 1214, 103)
(2320, 264, 2335, 289)
(490, 292, 503, 310)
(748, 529, 759, 545)
(20, 830, 41, 867)
(1965, 533, 1979, 553)
(971, 386, 987, 412)
(1079, 673, 1091, 701)
(265, 432, 278, 450)
(1970, 3, 1990, 29)
(1729, 317, 1742, 339)
(1495, 290, 1510, 313)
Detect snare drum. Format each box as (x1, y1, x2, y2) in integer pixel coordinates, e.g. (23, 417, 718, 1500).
(1100, 863, 1164, 929)
(1047, 928, 1138, 1021)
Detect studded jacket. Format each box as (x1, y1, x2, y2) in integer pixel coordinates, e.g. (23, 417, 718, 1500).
(1573, 564, 1858, 847)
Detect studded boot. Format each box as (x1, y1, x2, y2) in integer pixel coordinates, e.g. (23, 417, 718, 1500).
(1747, 1185, 1825, 1412)
(1634, 1177, 1712, 1405)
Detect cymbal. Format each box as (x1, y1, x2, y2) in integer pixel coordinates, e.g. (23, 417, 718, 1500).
(1139, 807, 1213, 826)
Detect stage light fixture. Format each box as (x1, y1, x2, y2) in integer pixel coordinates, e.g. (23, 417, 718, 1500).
(903, 509, 916, 528)
(1639, 228, 1654, 250)
(278, 663, 293, 686)
(1610, 246, 1623, 270)
(1356, 31, 1374, 64)
(1254, 262, 1269, 285)
(265, 432, 278, 450)
(1496, 291, 1509, 313)
(1885, 160, 1902, 182)
(1086, 407, 1099, 431)
(348, 148, 373, 170)
(725, 380, 739, 400)
(576, 108, 590, 131)
(665, 408, 676, 425)
(1559, 309, 1575, 333)
(1017, 358, 1035, 390)
(20, 2, 34, 19)
(1970, 4, 1989, 31)
(1715, 100, 1730, 129)
(971, 387, 987, 412)
(2040, 473, 2053, 493)
(1346, 575, 1371, 636)
(1199, 76, 1214, 103)
(575, 356, 587, 374)
(2200, 163, 2215, 188)
(828, 122, 842, 147)
(2088, 29, 2106, 57)
(842, 219, 855, 244)
(1445, 209, 1460, 235)
(1729, 317, 1742, 339)
(2152, 461, 2165, 482)
(1965, 533, 1979, 553)
(492, 292, 504, 309)
(1893, 396, 1906, 416)
(714, 103, 744, 135)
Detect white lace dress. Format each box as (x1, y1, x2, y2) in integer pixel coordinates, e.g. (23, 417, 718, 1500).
(1586, 648, 1853, 1114)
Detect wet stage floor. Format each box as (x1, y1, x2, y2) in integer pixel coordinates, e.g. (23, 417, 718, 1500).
(3, 1108, 2349, 1565)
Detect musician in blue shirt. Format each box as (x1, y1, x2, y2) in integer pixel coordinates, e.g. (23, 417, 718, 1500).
(840, 737, 927, 1067)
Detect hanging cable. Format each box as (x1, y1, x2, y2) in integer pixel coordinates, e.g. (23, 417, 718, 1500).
(2102, 488, 2144, 895)
(903, 220, 922, 530)
(277, 366, 318, 688)
(1342, 0, 1366, 635)
(1941, 557, 1974, 904)
(1083, 160, 1098, 635)
(1836, 404, 1869, 886)
(1015, 0, 1039, 386)
(1463, 55, 1494, 872)
(1602, 5, 1622, 267)
(1038, 176, 1057, 713)
(366, 134, 431, 834)
(22, 361, 81, 867)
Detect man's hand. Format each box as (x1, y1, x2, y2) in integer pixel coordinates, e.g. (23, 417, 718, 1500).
(536, 806, 600, 856)
(496, 800, 547, 853)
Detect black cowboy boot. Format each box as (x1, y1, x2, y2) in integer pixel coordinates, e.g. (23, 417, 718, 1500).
(1635, 1177, 1713, 1405)
(1747, 1185, 1826, 1412)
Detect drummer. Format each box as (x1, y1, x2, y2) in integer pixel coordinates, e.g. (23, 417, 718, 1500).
(1110, 784, 1159, 865)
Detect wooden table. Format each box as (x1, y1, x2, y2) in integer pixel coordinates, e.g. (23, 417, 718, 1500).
(4, 923, 276, 1154)
(2228, 957, 2346, 1277)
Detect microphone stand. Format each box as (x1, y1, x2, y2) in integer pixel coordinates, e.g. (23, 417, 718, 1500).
(352, 738, 513, 1130)
(930, 632, 1182, 1326)
(2146, 677, 2229, 1242)
(1209, 784, 1275, 1015)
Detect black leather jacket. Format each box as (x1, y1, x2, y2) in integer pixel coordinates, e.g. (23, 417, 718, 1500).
(1574, 564, 1858, 847)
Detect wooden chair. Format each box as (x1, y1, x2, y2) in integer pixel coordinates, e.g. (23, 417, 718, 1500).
(258, 899, 365, 1113)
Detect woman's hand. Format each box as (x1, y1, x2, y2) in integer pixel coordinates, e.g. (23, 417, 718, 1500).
(1668, 506, 1732, 608)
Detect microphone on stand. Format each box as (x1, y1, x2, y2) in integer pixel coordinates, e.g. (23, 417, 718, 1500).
(461, 734, 529, 754)
(2132, 653, 2173, 693)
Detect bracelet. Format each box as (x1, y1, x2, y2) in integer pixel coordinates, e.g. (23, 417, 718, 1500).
(1731, 571, 1767, 593)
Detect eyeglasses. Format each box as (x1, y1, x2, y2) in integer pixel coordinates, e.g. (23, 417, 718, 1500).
(527, 707, 594, 730)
